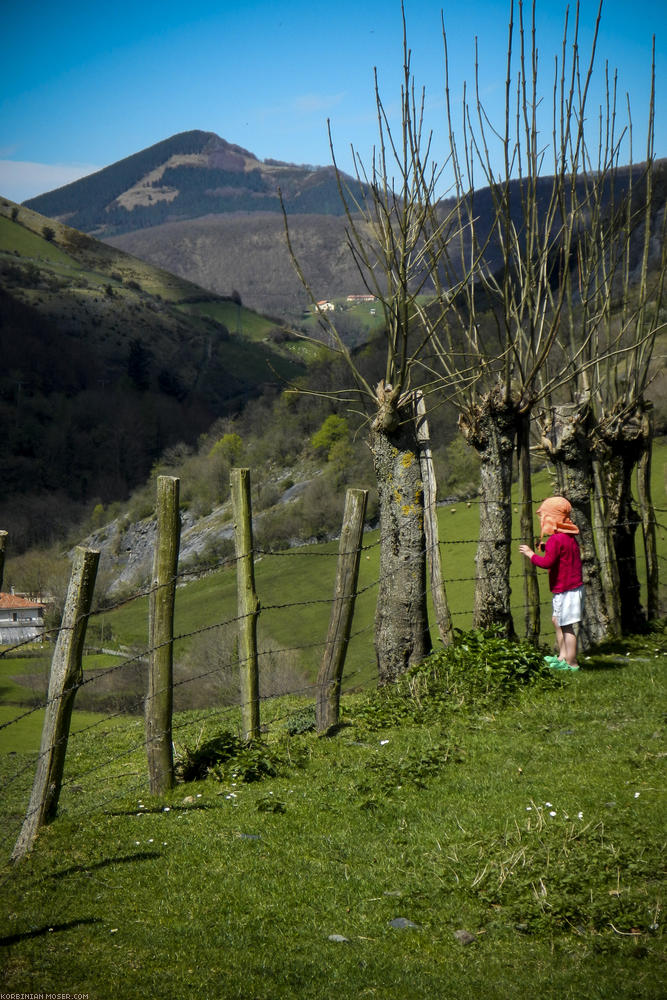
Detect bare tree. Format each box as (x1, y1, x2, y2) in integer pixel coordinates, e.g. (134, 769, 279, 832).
(426, 0, 611, 638)
(282, 13, 472, 683)
(537, 40, 665, 636)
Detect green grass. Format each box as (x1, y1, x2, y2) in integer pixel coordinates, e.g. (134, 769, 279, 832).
(0, 215, 75, 264)
(0, 632, 664, 999)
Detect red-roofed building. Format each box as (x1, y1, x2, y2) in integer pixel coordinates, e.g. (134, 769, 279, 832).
(0, 592, 45, 644)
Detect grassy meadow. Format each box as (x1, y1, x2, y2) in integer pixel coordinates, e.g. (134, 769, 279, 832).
(0, 443, 664, 997)
(0, 629, 664, 999)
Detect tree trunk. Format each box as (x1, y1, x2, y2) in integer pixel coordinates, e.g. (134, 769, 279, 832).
(538, 401, 609, 648)
(599, 407, 646, 633)
(637, 404, 659, 622)
(517, 413, 540, 644)
(370, 391, 430, 685)
(459, 387, 517, 637)
(592, 458, 622, 636)
(415, 392, 454, 646)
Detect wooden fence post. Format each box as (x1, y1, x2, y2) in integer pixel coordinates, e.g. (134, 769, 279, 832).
(415, 392, 454, 645)
(231, 468, 260, 740)
(0, 529, 7, 592)
(146, 476, 180, 795)
(12, 546, 99, 861)
(316, 488, 367, 733)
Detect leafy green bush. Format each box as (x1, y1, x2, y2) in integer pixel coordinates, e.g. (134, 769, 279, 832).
(283, 706, 316, 735)
(175, 730, 283, 783)
(355, 628, 561, 729)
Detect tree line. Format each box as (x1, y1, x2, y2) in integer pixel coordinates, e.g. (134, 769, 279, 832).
(283, 0, 666, 682)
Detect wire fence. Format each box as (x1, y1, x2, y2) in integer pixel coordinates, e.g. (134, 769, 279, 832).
(0, 488, 664, 948)
(0, 484, 664, 872)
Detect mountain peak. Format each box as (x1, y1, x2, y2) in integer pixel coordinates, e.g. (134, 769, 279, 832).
(23, 131, 359, 237)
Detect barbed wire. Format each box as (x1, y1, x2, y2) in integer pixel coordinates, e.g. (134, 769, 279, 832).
(1, 497, 663, 881)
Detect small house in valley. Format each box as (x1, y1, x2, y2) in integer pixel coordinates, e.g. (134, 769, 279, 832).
(0, 592, 46, 644)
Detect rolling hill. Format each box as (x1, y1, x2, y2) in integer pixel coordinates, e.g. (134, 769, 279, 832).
(0, 197, 307, 551)
(22, 131, 378, 316)
(23, 130, 666, 320)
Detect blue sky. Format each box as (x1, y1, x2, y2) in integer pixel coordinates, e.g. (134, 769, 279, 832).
(1, 0, 665, 202)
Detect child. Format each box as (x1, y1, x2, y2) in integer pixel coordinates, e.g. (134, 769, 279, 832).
(519, 496, 583, 671)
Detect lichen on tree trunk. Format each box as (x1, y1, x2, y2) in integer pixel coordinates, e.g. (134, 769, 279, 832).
(599, 405, 647, 633)
(370, 393, 430, 685)
(459, 386, 517, 638)
(539, 400, 610, 647)
(517, 412, 540, 644)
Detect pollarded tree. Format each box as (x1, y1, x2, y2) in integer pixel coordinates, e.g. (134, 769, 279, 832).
(536, 43, 665, 637)
(282, 15, 474, 683)
(425, 0, 616, 639)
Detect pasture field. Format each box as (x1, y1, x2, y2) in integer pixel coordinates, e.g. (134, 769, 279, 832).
(0, 627, 664, 999)
(0, 444, 664, 998)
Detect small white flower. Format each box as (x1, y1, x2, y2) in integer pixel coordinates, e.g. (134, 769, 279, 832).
(148, 838, 154, 843)
(577, 811, 584, 819)
(163, 806, 170, 812)
(380, 739, 389, 745)
(196, 793, 202, 798)
(526, 806, 532, 811)
(162, 842, 167, 846)
(549, 811, 557, 817)
(634, 792, 640, 798)
(545, 801, 552, 807)
(135, 841, 140, 845)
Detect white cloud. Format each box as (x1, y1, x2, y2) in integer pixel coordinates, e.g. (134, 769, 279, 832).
(0, 160, 100, 204)
(292, 92, 346, 114)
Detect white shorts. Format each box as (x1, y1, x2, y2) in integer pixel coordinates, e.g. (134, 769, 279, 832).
(552, 586, 584, 627)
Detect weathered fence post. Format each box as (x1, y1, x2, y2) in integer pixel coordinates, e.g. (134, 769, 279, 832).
(415, 392, 454, 646)
(0, 529, 7, 591)
(231, 468, 260, 740)
(12, 546, 99, 861)
(316, 488, 367, 733)
(145, 476, 180, 795)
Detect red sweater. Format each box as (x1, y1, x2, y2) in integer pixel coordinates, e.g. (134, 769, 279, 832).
(531, 532, 583, 593)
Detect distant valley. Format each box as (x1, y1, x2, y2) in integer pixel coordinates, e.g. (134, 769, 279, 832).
(24, 130, 665, 320)
(24, 131, 373, 317)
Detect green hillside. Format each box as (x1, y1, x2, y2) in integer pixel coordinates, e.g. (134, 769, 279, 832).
(0, 629, 664, 998)
(0, 198, 307, 550)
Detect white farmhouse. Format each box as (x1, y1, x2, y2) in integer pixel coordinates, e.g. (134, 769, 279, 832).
(0, 592, 46, 644)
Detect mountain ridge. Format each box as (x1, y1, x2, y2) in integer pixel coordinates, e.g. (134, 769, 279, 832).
(23, 130, 359, 239)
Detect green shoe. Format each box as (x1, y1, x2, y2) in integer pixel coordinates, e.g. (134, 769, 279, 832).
(555, 659, 580, 671)
(545, 656, 569, 670)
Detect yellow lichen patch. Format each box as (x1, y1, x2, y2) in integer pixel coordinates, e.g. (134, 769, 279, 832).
(401, 451, 415, 468)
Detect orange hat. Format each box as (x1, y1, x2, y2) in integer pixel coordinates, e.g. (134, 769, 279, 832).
(537, 496, 579, 544)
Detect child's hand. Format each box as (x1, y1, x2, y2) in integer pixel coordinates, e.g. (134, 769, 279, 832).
(518, 544, 534, 559)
